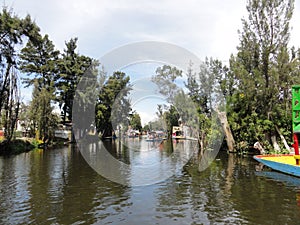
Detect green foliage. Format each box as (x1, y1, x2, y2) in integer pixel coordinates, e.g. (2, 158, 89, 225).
(0, 139, 36, 155)
(19, 34, 60, 142)
(0, 8, 40, 142)
(185, 58, 226, 152)
(153, 65, 182, 101)
(20, 34, 59, 89)
(28, 82, 60, 141)
(152, 66, 183, 135)
(72, 60, 100, 133)
(56, 38, 93, 123)
(129, 112, 142, 131)
(227, 0, 298, 152)
(95, 71, 131, 138)
(163, 105, 179, 135)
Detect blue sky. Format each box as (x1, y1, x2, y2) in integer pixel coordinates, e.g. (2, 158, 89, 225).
(121, 63, 169, 125)
(5, 0, 300, 125)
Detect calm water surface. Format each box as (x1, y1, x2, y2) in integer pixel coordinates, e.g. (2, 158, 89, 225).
(1, 139, 300, 225)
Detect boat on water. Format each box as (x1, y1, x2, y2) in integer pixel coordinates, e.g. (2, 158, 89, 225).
(254, 154, 300, 177)
(146, 131, 166, 142)
(253, 85, 300, 178)
(127, 129, 140, 138)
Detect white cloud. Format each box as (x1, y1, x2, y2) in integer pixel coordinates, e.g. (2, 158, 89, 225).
(6, 0, 300, 61)
(138, 111, 156, 127)
(5, 0, 300, 106)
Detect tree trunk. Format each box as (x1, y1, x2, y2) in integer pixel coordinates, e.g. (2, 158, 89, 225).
(217, 110, 235, 152)
(271, 135, 281, 152)
(275, 125, 291, 152)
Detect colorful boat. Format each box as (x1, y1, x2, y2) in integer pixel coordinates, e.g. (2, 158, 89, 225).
(253, 154, 300, 177)
(253, 85, 300, 177)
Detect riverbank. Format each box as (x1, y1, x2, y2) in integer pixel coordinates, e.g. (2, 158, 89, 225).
(0, 138, 68, 156)
(0, 138, 38, 155)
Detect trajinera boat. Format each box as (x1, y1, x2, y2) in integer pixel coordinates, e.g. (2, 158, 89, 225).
(254, 85, 300, 177)
(254, 154, 300, 177)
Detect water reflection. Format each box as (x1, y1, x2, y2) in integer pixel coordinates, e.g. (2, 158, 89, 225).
(79, 138, 197, 186)
(0, 143, 300, 224)
(0, 154, 32, 224)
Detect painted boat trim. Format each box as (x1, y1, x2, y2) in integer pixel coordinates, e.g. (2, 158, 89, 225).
(254, 154, 300, 178)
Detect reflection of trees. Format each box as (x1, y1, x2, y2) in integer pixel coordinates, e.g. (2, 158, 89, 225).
(154, 151, 300, 224)
(155, 154, 239, 224)
(0, 154, 32, 224)
(0, 145, 131, 224)
(228, 157, 300, 224)
(102, 140, 130, 165)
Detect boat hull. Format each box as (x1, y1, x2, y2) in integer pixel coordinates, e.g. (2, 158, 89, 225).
(145, 139, 163, 142)
(254, 154, 300, 177)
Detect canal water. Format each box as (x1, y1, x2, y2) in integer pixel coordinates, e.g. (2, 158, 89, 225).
(1, 139, 300, 225)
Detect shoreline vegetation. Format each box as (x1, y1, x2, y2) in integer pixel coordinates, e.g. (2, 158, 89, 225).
(0, 138, 69, 156)
(0, 138, 40, 155)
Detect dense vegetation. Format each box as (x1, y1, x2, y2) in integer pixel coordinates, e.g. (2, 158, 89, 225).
(151, 0, 300, 153)
(1, 0, 300, 155)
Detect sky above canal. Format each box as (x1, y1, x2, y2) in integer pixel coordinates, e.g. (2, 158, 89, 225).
(6, 0, 300, 60)
(4, 0, 300, 125)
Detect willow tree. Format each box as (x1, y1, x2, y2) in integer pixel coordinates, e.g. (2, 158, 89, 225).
(229, 0, 299, 151)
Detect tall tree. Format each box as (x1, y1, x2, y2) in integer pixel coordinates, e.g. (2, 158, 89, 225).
(185, 58, 229, 152)
(152, 65, 183, 135)
(19, 34, 60, 141)
(229, 0, 297, 151)
(152, 65, 182, 101)
(56, 38, 92, 124)
(0, 8, 39, 142)
(72, 60, 100, 139)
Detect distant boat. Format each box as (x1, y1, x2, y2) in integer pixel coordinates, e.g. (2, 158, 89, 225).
(253, 154, 300, 178)
(127, 129, 140, 138)
(54, 129, 71, 140)
(146, 131, 165, 142)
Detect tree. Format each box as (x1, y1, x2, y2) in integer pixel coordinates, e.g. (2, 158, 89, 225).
(19, 34, 59, 141)
(152, 65, 182, 101)
(152, 65, 183, 135)
(95, 71, 131, 138)
(28, 81, 60, 141)
(18, 102, 31, 136)
(229, 0, 297, 151)
(129, 112, 142, 131)
(72, 60, 100, 139)
(185, 59, 228, 152)
(56, 38, 93, 124)
(163, 105, 180, 136)
(0, 8, 39, 142)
